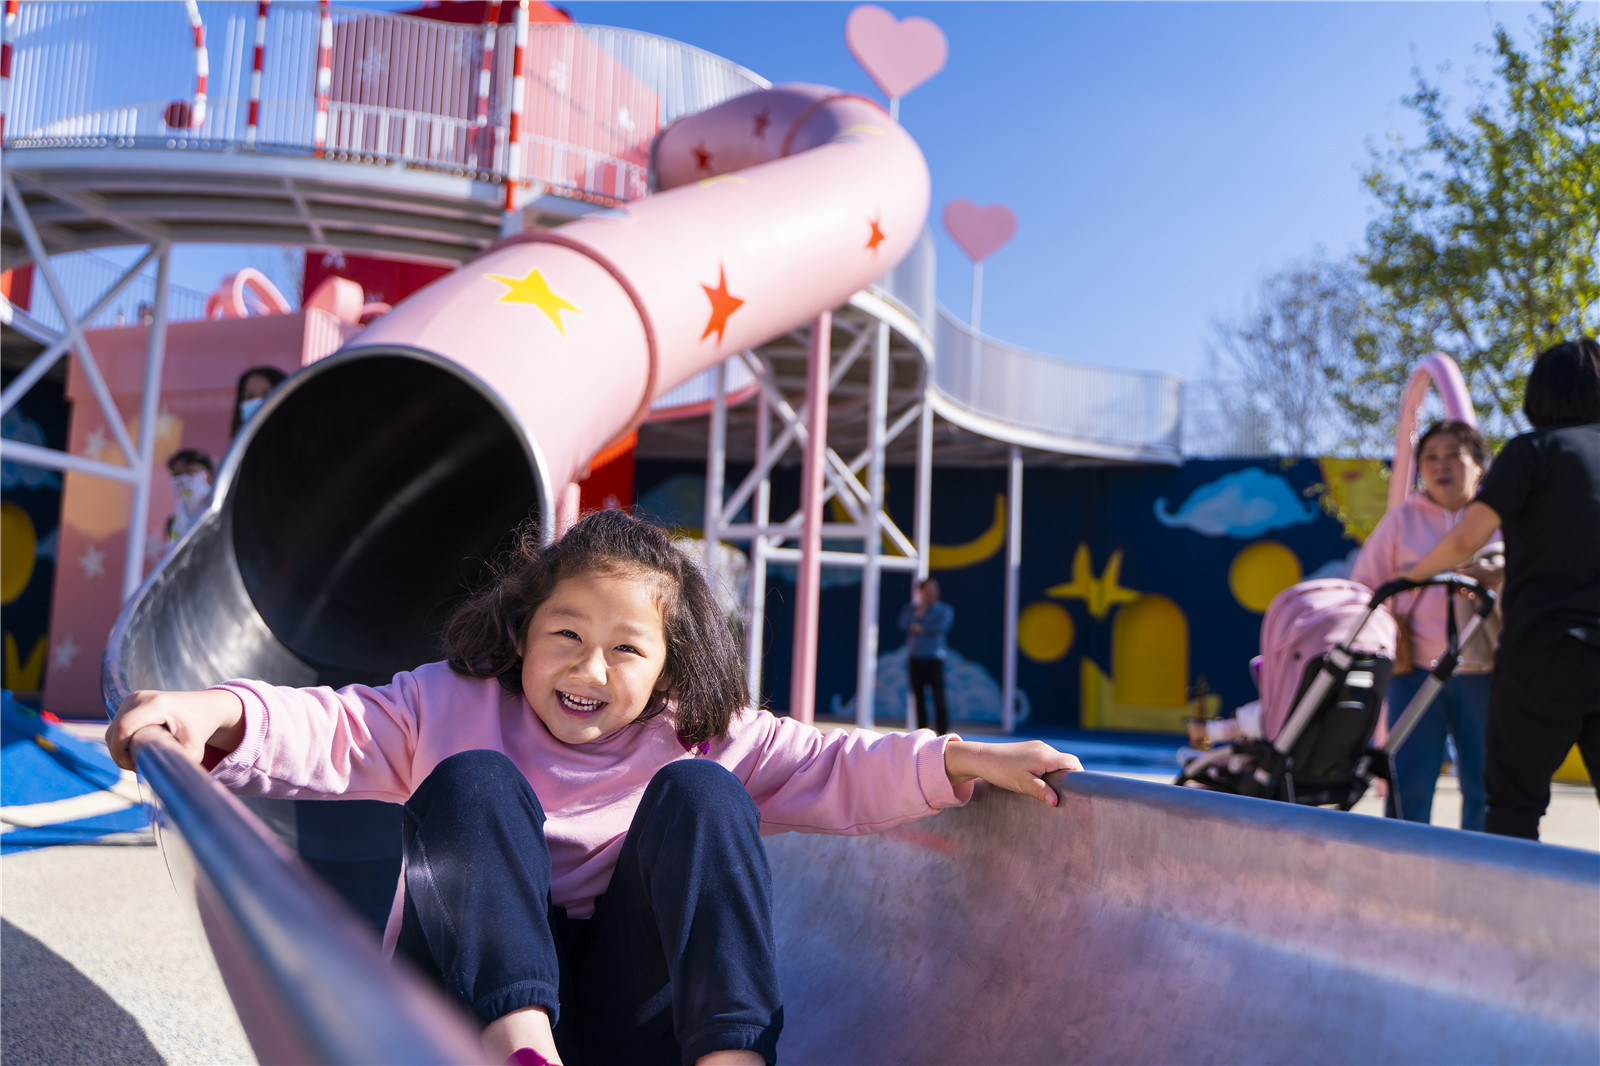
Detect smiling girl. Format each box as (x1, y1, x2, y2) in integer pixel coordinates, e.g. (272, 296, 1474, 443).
(107, 509, 1080, 1066)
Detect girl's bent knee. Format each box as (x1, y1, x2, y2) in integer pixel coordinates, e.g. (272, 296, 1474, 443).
(643, 759, 759, 825)
(412, 750, 536, 811)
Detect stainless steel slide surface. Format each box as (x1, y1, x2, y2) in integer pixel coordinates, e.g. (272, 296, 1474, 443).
(769, 771, 1600, 1065)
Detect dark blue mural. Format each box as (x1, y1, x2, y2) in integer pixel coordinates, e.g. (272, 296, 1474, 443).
(634, 456, 1378, 734)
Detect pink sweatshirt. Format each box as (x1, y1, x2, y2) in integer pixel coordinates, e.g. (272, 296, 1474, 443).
(211, 661, 972, 946)
(1350, 491, 1502, 673)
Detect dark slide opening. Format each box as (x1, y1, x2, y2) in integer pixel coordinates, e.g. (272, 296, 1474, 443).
(233, 353, 539, 688)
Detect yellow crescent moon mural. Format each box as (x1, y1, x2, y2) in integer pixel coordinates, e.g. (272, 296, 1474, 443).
(926, 494, 1006, 570)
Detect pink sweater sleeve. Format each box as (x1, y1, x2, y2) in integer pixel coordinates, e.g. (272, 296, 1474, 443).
(713, 710, 974, 835)
(208, 671, 423, 802)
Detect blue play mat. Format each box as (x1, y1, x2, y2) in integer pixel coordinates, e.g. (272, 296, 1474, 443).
(1, 690, 151, 852)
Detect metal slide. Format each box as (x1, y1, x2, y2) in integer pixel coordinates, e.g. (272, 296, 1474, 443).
(101, 83, 1600, 1065)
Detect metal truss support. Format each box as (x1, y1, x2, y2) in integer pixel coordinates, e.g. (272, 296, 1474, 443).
(0, 174, 171, 601)
(701, 310, 930, 728)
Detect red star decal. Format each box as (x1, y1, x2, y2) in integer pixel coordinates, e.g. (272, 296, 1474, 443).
(692, 142, 712, 170)
(866, 215, 887, 253)
(752, 109, 771, 138)
(700, 264, 745, 345)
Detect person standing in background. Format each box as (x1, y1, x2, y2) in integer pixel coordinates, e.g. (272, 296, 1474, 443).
(1401, 338, 1600, 840)
(1351, 420, 1502, 830)
(899, 578, 955, 735)
(231, 365, 286, 439)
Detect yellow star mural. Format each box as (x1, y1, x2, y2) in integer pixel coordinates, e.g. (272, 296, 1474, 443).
(1046, 543, 1141, 621)
(487, 268, 583, 337)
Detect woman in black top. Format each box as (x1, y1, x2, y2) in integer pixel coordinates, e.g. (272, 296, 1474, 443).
(1401, 338, 1600, 839)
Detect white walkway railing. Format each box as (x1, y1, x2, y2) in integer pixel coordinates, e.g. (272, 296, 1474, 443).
(931, 308, 1183, 457)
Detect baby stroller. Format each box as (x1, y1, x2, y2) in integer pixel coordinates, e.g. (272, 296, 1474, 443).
(1177, 574, 1496, 815)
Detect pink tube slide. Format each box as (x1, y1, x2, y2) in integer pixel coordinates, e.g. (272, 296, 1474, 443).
(1388, 352, 1477, 512)
(349, 84, 930, 533)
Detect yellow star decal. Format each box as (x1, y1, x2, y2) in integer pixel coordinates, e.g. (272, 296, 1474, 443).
(487, 268, 583, 336)
(839, 123, 886, 138)
(698, 174, 750, 189)
(1047, 544, 1141, 621)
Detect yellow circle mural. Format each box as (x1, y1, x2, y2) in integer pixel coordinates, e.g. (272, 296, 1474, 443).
(1018, 601, 1075, 662)
(1229, 540, 1302, 613)
(1, 500, 39, 605)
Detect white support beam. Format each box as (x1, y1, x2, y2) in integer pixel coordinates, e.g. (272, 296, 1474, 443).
(743, 392, 772, 705)
(123, 247, 172, 601)
(0, 439, 141, 483)
(1002, 445, 1023, 735)
(855, 319, 890, 729)
(704, 359, 728, 595)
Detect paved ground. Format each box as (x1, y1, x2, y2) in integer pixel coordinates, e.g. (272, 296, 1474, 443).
(2, 761, 1593, 1065)
(2, 842, 254, 1066)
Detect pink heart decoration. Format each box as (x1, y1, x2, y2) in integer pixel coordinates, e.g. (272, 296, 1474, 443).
(845, 5, 948, 101)
(942, 200, 1016, 262)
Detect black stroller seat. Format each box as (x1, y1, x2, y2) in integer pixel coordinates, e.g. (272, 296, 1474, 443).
(1178, 574, 1493, 814)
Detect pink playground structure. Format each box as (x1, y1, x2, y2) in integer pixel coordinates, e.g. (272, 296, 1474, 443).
(5, 6, 1593, 1065)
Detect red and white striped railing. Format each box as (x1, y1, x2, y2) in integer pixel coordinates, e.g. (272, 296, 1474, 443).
(472, 1, 501, 171)
(1, 3, 768, 208)
(245, 0, 269, 146)
(312, 0, 331, 157)
(1, 0, 19, 142)
(181, 0, 207, 128)
(504, 0, 528, 217)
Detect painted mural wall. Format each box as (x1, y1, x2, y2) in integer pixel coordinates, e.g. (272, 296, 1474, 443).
(635, 456, 1389, 733)
(0, 371, 69, 702)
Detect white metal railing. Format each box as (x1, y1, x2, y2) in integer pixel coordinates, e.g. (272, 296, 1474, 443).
(932, 308, 1183, 454)
(21, 251, 209, 333)
(651, 353, 759, 415)
(2, 2, 767, 204)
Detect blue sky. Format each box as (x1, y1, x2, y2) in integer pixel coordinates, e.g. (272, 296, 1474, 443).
(161, 1, 1534, 384)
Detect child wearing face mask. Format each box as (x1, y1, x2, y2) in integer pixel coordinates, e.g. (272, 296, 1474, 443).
(107, 509, 1083, 1066)
(164, 448, 214, 547)
(231, 365, 286, 438)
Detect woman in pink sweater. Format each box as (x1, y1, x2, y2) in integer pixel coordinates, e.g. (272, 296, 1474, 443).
(1351, 420, 1502, 830)
(107, 509, 1079, 1066)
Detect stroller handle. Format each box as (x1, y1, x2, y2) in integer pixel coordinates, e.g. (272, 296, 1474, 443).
(1368, 573, 1496, 616)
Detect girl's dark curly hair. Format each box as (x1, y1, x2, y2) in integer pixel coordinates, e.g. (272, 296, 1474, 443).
(443, 509, 749, 747)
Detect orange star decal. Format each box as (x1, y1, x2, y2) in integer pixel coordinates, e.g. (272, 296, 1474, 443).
(692, 142, 712, 170)
(752, 109, 771, 138)
(700, 264, 744, 345)
(866, 215, 887, 253)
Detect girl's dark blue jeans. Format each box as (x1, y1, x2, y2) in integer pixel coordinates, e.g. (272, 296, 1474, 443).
(395, 749, 783, 1066)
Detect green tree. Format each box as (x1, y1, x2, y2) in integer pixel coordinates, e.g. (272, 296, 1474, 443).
(1353, 0, 1600, 438)
(1203, 256, 1402, 457)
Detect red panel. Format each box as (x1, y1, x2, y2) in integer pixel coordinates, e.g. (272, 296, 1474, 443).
(402, 1, 573, 25)
(579, 432, 635, 513)
(1, 264, 34, 311)
(301, 253, 453, 307)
